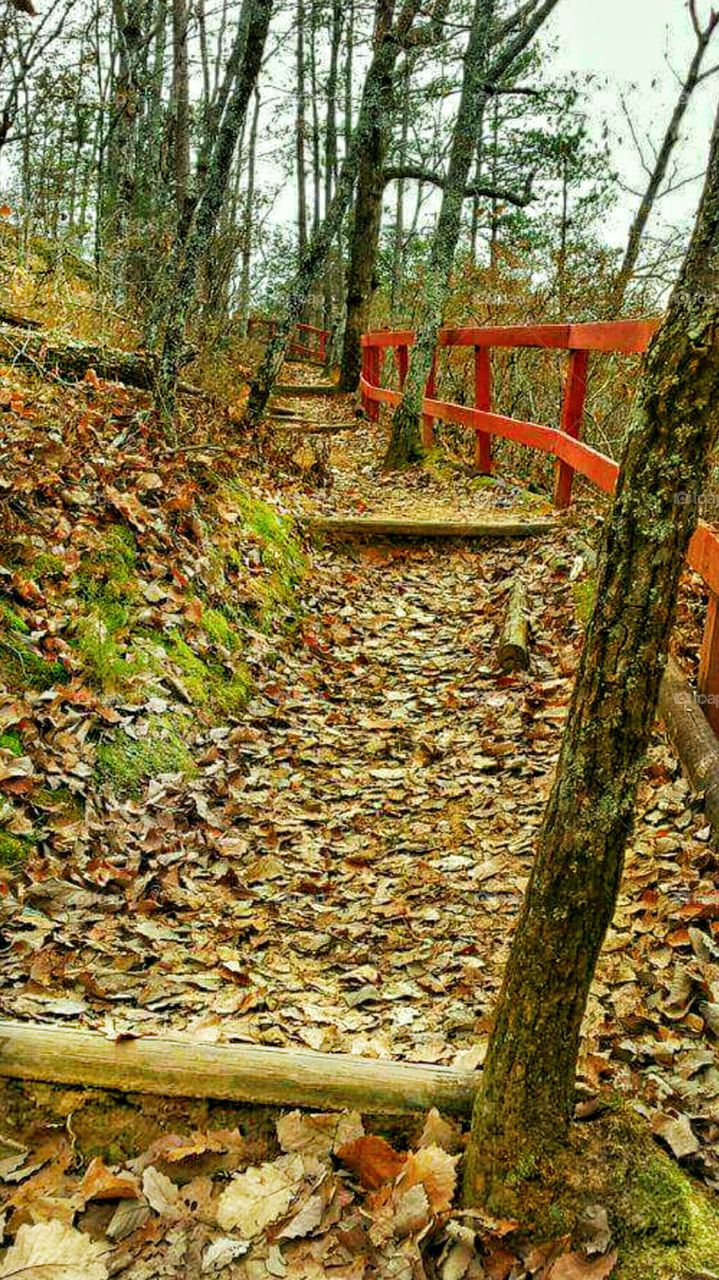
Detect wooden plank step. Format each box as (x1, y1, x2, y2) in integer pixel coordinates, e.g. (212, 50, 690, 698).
(0, 1021, 478, 1117)
(275, 384, 342, 397)
(307, 516, 555, 539)
(272, 421, 360, 435)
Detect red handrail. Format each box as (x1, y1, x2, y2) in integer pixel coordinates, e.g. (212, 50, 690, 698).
(248, 317, 329, 362)
(360, 319, 719, 734)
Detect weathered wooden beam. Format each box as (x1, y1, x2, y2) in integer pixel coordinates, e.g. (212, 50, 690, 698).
(0, 1022, 479, 1117)
(659, 656, 719, 843)
(498, 579, 530, 672)
(308, 516, 554, 539)
(272, 421, 360, 435)
(274, 384, 343, 397)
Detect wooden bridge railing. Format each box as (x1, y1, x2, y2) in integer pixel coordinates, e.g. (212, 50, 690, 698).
(248, 316, 328, 363)
(360, 320, 719, 735)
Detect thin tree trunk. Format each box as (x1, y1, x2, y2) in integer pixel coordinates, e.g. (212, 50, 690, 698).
(463, 98, 719, 1215)
(610, 9, 719, 314)
(338, 4, 397, 391)
(383, 0, 561, 468)
(323, 0, 343, 333)
(384, 0, 497, 468)
(155, 0, 273, 411)
(296, 0, 308, 260)
(239, 87, 260, 335)
(171, 0, 191, 215)
(244, 0, 421, 427)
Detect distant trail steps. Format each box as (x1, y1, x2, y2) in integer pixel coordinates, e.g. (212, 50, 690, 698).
(274, 384, 343, 397)
(307, 516, 555, 539)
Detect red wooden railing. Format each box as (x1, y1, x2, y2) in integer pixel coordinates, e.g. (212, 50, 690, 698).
(360, 319, 719, 734)
(248, 316, 329, 363)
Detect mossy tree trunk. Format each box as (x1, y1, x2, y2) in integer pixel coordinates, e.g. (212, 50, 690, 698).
(383, 0, 562, 468)
(463, 99, 719, 1215)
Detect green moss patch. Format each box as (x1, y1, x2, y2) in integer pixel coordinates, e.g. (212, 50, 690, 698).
(94, 715, 197, 796)
(0, 830, 36, 868)
(490, 1110, 719, 1280)
(0, 636, 68, 690)
(162, 632, 251, 716)
(0, 600, 29, 634)
(0, 730, 24, 757)
(572, 576, 597, 627)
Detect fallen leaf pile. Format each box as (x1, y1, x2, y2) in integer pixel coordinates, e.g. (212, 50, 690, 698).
(0, 1106, 623, 1278)
(0, 357, 716, 1267)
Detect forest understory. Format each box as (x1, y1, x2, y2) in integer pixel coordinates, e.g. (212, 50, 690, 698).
(0, 346, 717, 1278)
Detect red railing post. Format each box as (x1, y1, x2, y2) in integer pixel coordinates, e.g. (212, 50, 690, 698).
(395, 344, 409, 388)
(361, 343, 371, 417)
(422, 350, 438, 448)
(319, 329, 327, 362)
(699, 594, 719, 735)
(474, 346, 492, 473)
(554, 348, 589, 509)
(363, 343, 381, 423)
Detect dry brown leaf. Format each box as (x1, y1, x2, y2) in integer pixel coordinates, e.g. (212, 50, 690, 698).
(392, 1183, 431, 1238)
(399, 1145, 457, 1213)
(216, 1153, 304, 1236)
(546, 1250, 618, 1280)
(0, 1220, 108, 1279)
(336, 1136, 406, 1190)
(417, 1108, 463, 1155)
(77, 1157, 140, 1202)
(276, 1109, 364, 1158)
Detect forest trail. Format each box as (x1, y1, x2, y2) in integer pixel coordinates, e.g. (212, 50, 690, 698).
(1, 368, 715, 1145)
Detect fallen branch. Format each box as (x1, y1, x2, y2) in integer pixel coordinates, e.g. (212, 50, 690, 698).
(498, 577, 530, 671)
(0, 1021, 479, 1116)
(659, 656, 719, 842)
(0, 322, 205, 397)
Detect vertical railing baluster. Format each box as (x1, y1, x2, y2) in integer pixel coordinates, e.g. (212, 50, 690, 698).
(474, 346, 492, 473)
(554, 348, 590, 509)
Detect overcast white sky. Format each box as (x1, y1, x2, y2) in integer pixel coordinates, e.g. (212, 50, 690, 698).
(544, 0, 718, 245)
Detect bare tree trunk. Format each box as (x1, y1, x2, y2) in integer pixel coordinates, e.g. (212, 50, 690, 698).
(609, 5, 719, 315)
(323, 0, 343, 334)
(171, 0, 190, 216)
(244, 0, 422, 427)
(463, 98, 719, 1215)
(338, 5, 397, 391)
(239, 87, 261, 335)
(384, 0, 561, 468)
(155, 0, 273, 411)
(295, 0, 308, 260)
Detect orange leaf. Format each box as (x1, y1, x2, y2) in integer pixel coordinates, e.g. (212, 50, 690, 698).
(0, 205, 12, 217)
(78, 1156, 140, 1202)
(399, 1146, 457, 1213)
(84, 367, 101, 388)
(336, 1135, 406, 1190)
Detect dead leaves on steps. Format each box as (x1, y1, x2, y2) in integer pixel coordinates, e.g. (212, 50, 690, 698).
(0, 1106, 623, 1280)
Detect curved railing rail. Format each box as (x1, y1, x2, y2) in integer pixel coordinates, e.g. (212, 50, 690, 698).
(248, 316, 329, 363)
(360, 320, 719, 733)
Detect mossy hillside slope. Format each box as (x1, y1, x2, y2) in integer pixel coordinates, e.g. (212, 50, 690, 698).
(0, 367, 307, 854)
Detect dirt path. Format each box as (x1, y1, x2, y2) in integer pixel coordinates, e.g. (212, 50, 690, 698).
(1, 372, 717, 1184)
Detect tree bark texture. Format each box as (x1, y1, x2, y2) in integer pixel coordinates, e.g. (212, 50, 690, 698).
(463, 99, 719, 1214)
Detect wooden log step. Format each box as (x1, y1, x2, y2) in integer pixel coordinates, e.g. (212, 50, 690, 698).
(272, 421, 360, 435)
(274, 384, 342, 397)
(498, 578, 530, 672)
(0, 1021, 479, 1117)
(308, 516, 555, 539)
